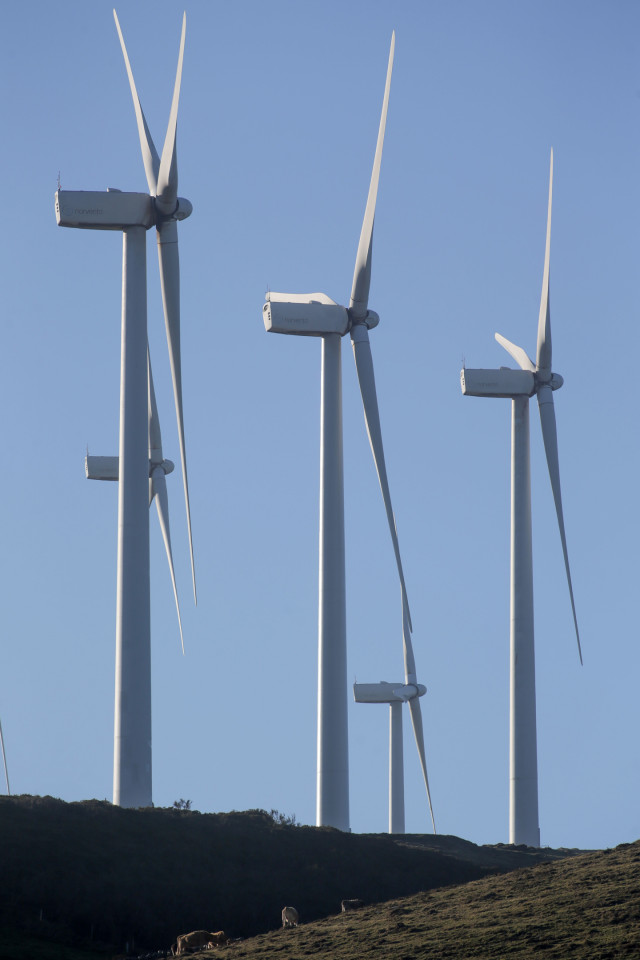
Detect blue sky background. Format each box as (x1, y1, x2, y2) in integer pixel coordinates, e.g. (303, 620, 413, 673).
(1, 0, 638, 850)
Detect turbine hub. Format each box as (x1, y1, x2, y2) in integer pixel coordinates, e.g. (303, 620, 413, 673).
(154, 196, 193, 223)
(173, 197, 193, 221)
(149, 458, 175, 477)
(550, 371, 564, 391)
(348, 309, 380, 333)
(393, 682, 427, 700)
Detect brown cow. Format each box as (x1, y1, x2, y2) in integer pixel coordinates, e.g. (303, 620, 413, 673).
(281, 906, 299, 928)
(173, 929, 225, 954)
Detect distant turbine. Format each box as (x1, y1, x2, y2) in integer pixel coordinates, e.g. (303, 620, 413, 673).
(354, 601, 435, 834)
(86, 352, 185, 656)
(0, 717, 10, 795)
(460, 151, 582, 846)
(263, 34, 427, 832)
(55, 10, 194, 808)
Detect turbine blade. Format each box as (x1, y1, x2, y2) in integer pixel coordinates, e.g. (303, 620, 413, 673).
(536, 149, 553, 378)
(349, 32, 394, 320)
(152, 468, 185, 655)
(402, 597, 416, 683)
(113, 10, 160, 195)
(408, 697, 436, 833)
(156, 11, 186, 211)
(537, 385, 582, 664)
(495, 333, 535, 372)
(157, 220, 196, 603)
(352, 326, 411, 630)
(148, 349, 163, 462)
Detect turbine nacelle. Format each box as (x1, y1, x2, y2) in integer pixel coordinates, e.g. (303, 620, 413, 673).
(263, 293, 349, 337)
(460, 366, 535, 398)
(56, 189, 192, 231)
(460, 366, 564, 398)
(56, 189, 155, 231)
(353, 681, 426, 704)
(85, 454, 174, 481)
(263, 293, 381, 338)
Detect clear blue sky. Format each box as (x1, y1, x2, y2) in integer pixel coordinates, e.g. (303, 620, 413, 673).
(1, 0, 638, 849)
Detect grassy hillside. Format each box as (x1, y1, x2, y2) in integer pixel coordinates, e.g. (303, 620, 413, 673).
(207, 841, 640, 960)
(0, 795, 589, 958)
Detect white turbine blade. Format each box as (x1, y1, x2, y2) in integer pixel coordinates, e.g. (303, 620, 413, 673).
(152, 468, 185, 655)
(536, 149, 553, 379)
(537, 386, 582, 664)
(0, 717, 10, 795)
(157, 221, 196, 603)
(349, 32, 394, 320)
(148, 352, 163, 506)
(401, 597, 416, 683)
(408, 697, 436, 833)
(495, 333, 535, 373)
(352, 328, 411, 631)
(113, 10, 160, 195)
(156, 12, 186, 211)
(148, 350, 163, 462)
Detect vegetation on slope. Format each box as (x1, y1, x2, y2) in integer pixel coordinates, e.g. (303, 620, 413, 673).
(0, 795, 588, 957)
(211, 841, 640, 960)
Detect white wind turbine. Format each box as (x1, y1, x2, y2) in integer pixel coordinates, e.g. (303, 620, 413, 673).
(86, 353, 185, 655)
(460, 150, 582, 846)
(264, 33, 432, 832)
(55, 10, 195, 808)
(354, 602, 436, 834)
(0, 717, 9, 795)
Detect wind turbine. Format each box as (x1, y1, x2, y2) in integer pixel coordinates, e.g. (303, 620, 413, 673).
(354, 602, 436, 834)
(460, 150, 582, 846)
(86, 352, 185, 656)
(55, 10, 195, 808)
(264, 33, 428, 832)
(0, 717, 10, 795)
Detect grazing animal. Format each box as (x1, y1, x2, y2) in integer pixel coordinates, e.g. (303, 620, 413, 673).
(282, 906, 299, 928)
(341, 898, 364, 912)
(207, 931, 228, 947)
(174, 930, 224, 954)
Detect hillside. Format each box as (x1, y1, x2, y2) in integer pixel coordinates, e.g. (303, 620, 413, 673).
(203, 841, 640, 959)
(0, 795, 589, 957)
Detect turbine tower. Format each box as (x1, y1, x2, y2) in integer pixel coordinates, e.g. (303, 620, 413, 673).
(264, 34, 427, 832)
(354, 602, 435, 834)
(460, 151, 581, 846)
(55, 11, 195, 808)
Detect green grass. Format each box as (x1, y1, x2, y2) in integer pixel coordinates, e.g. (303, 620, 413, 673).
(202, 842, 640, 960)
